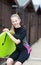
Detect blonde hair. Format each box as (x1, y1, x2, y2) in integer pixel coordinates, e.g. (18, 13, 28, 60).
(11, 14, 21, 20)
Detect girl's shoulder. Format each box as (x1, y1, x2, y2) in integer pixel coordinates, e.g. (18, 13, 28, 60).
(20, 26, 26, 31)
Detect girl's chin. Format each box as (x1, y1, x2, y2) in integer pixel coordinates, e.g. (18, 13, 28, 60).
(14, 26, 19, 28)
(15, 26, 21, 28)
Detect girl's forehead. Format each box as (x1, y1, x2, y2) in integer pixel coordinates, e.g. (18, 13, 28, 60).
(11, 17, 19, 20)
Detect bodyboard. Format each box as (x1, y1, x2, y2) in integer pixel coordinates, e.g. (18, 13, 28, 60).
(0, 32, 16, 58)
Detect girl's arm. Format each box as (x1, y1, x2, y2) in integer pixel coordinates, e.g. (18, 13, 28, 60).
(6, 31, 21, 45)
(3, 28, 21, 45)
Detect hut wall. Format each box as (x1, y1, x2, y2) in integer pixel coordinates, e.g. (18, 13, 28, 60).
(0, 0, 15, 33)
(24, 12, 41, 45)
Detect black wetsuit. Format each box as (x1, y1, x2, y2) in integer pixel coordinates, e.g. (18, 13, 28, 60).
(9, 27, 30, 63)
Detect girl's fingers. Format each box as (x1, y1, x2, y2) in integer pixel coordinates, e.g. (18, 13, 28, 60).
(3, 28, 9, 32)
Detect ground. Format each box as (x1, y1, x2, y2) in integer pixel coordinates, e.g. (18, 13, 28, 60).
(23, 38, 41, 65)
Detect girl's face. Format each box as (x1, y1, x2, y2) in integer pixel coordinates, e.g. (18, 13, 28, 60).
(11, 17, 21, 28)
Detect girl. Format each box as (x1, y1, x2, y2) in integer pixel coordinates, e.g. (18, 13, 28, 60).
(3, 14, 30, 65)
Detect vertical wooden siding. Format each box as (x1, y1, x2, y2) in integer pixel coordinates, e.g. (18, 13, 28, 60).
(0, 0, 15, 33)
(24, 12, 41, 45)
(0, 1, 2, 32)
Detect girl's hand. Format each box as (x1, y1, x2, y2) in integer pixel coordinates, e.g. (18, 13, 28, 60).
(3, 28, 9, 32)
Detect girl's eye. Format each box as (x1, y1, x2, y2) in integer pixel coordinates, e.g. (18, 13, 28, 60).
(12, 21, 17, 23)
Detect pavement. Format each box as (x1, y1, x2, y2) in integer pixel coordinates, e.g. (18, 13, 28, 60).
(23, 38, 41, 65)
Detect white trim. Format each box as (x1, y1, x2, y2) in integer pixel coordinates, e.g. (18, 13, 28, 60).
(12, 5, 18, 7)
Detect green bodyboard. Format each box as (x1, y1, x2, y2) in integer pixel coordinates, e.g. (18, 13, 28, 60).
(0, 32, 16, 58)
